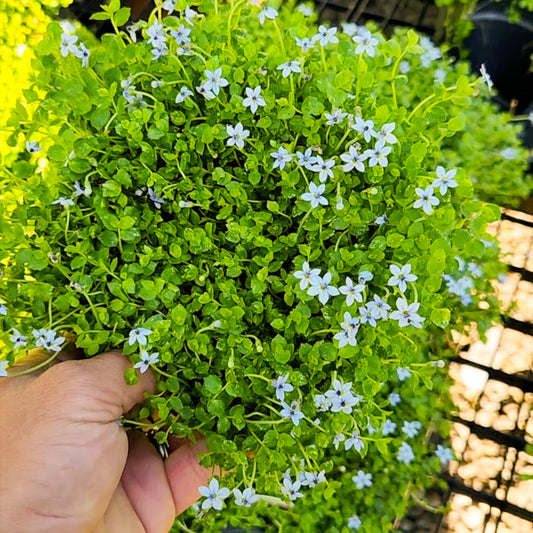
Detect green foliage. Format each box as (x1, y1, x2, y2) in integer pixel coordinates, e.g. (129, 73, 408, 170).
(0, 1, 526, 531)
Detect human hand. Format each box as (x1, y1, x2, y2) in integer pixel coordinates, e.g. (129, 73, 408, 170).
(0, 351, 211, 533)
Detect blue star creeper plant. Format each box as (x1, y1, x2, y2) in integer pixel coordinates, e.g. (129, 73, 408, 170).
(0, 0, 529, 531)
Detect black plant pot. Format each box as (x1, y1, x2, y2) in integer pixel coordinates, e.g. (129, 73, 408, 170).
(464, 2, 533, 113)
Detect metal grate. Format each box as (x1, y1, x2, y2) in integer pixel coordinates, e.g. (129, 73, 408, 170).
(314, 0, 441, 35)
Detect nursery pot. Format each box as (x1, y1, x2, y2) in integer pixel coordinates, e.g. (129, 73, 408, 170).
(464, 1, 533, 113)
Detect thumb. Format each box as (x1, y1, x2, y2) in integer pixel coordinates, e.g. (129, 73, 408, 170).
(36, 350, 156, 421)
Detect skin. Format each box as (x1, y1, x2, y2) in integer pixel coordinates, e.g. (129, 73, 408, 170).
(0, 350, 212, 533)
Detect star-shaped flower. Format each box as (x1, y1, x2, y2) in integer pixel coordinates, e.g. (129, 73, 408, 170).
(432, 166, 458, 195)
(390, 299, 425, 328)
(301, 182, 328, 209)
(242, 86, 266, 114)
(277, 60, 302, 78)
(258, 6, 278, 25)
(204, 67, 229, 96)
(175, 86, 194, 103)
(436, 444, 454, 465)
(134, 351, 160, 373)
(339, 277, 365, 306)
(479, 63, 494, 90)
(271, 146, 292, 170)
(52, 197, 75, 207)
(340, 145, 366, 172)
(414, 185, 439, 215)
(74, 43, 90, 67)
(311, 156, 335, 182)
(0, 360, 9, 378)
(280, 401, 305, 426)
(60, 33, 78, 57)
(352, 116, 377, 142)
(128, 327, 153, 346)
(271, 373, 294, 401)
(388, 264, 417, 293)
(199, 478, 231, 511)
(9, 328, 28, 349)
(226, 122, 249, 149)
(353, 29, 379, 57)
(314, 25, 339, 46)
(293, 261, 321, 290)
(352, 470, 373, 489)
(307, 272, 339, 304)
(234, 487, 259, 507)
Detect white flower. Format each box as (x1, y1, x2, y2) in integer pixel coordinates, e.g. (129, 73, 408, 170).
(397, 442, 415, 464)
(359, 305, 377, 327)
(162, 0, 176, 13)
(367, 294, 390, 320)
(297, 4, 314, 16)
(280, 401, 305, 426)
(314, 25, 339, 46)
(0, 303, 7, 316)
(333, 329, 352, 348)
(389, 392, 401, 406)
(348, 514, 362, 530)
(500, 147, 517, 160)
(234, 487, 258, 507)
(364, 139, 392, 168)
(388, 264, 417, 293)
(335, 197, 345, 210)
(9, 328, 28, 349)
(414, 185, 439, 215)
(399, 60, 411, 73)
(345, 431, 364, 452)
(25, 140, 42, 154)
(333, 432, 346, 449)
(271, 373, 294, 401)
(358, 271, 373, 284)
(311, 156, 335, 182)
(302, 470, 326, 487)
(396, 366, 412, 381)
(52, 197, 75, 207)
(196, 83, 216, 100)
(134, 351, 160, 373)
(0, 360, 9, 377)
(128, 327, 153, 346)
(295, 36, 314, 53)
(402, 420, 423, 439)
(73, 180, 91, 197)
(175, 86, 194, 103)
(170, 25, 191, 46)
(33, 329, 65, 352)
(296, 148, 317, 170)
(432, 166, 458, 195)
(271, 146, 292, 171)
(390, 298, 425, 328)
(258, 6, 278, 25)
(376, 122, 398, 144)
(339, 277, 365, 306)
(324, 108, 347, 125)
(126, 23, 138, 42)
(436, 444, 454, 465)
(148, 187, 165, 209)
(314, 393, 332, 412)
(151, 44, 168, 61)
(242, 86, 266, 114)
(301, 182, 328, 209)
(382, 419, 396, 436)
(204, 67, 229, 96)
(60, 33, 78, 57)
(183, 6, 197, 25)
(352, 470, 373, 489)
(479, 63, 494, 90)
(199, 478, 231, 511)
(340, 145, 366, 172)
(294, 261, 321, 290)
(307, 272, 339, 304)
(352, 116, 377, 142)
(146, 20, 166, 47)
(281, 477, 304, 500)
(353, 29, 379, 57)
(375, 214, 388, 225)
(277, 60, 302, 78)
(226, 122, 250, 149)
(74, 43, 90, 67)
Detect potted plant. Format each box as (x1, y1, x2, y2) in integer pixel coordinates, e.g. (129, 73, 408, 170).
(0, 1, 527, 531)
